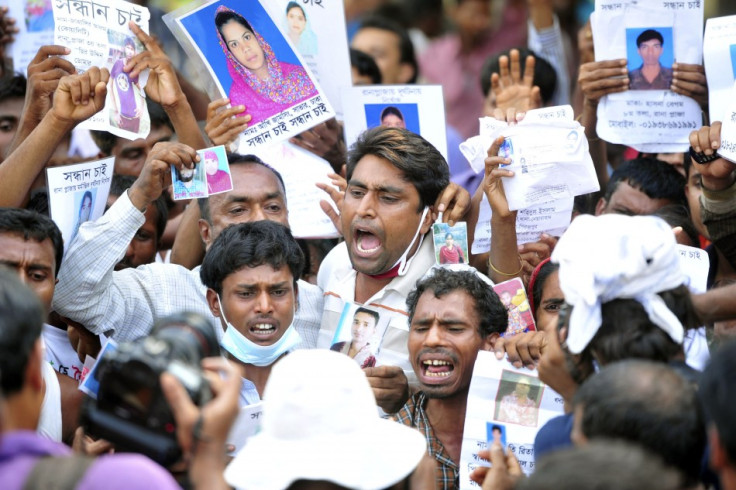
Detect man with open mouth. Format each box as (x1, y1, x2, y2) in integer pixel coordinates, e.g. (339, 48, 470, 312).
(316, 126, 472, 414)
(394, 268, 507, 489)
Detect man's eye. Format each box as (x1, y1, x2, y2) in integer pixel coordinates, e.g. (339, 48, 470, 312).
(30, 271, 47, 282)
(0, 121, 15, 132)
(135, 231, 152, 241)
(545, 304, 561, 312)
(349, 189, 365, 198)
(381, 195, 398, 203)
(272, 289, 287, 297)
(238, 291, 254, 298)
(265, 203, 282, 213)
(229, 206, 246, 215)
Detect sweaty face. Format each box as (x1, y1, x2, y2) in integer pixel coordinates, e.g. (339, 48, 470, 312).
(351, 311, 377, 346)
(342, 154, 430, 275)
(638, 39, 663, 67)
(381, 114, 405, 129)
(536, 269, 564, 332)
(409, 290, 489, 398)
(0, 96, 24, 164)
(111, 124, 174, 177)
(286, 7, 306, 36)
(219, 264, 296, 346)
(596, 182, 672, 216)
(0, 233, 56, 313)
(351, 27, 407, 84)
(222, 21, 266, 74)
(202, 164, 288, 249)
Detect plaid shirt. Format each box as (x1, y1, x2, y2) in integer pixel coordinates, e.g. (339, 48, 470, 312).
(393, 392, 459, 490)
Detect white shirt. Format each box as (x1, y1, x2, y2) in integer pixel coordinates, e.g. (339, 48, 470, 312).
(38, 360, 62, 442)
(528, 15, 571, 107)
(52, 191, 323, 348)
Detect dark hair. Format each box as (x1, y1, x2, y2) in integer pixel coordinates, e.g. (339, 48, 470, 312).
(406, 268, 507, 338)
(573, 360, 705, 485)
(445, 233, 453, 240)
(353, 307, 379, 326)
(215, 8, 254, 37)
(78, 190, 93, 219)
(91, 99, 173, 156)
(637, 29, 664, 47)
(604, 157, 686, 208)
(286, 1, 305, 17)
(200, 220, 304, 296)
(529, 260, 559, 317)
(652, 204, 699, 247)
(517, 440, 684, 490)
(0, 268, 45, 396)
(700, 340, 736, 465)
(197, 153, 286, 223)
(480, 48, 558, 104)
(587, 285, 699, 365)
(347, 127, 449, 211)
(380, 106, 404, 123)
(349, 48, 382, 84)
(0, 208, 64, 276)
(357, 16, 418, 84)
(109, 175, 168, 242)
(491, 424, 502, 433)
(0, 74, 26, 103)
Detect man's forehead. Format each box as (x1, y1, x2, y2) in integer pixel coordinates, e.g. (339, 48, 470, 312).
(0, 232, 56, 265)
(225, 263, 294, 286)
(353, 27, 400, 52)
(0, 96, 24, 116)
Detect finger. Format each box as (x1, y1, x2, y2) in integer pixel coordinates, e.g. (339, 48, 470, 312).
(696, 125, 713, 155)
(69, 77, 83, 105)
(670, 79, 706, 95)
(671, 62, 704, 74)
(129, 21, 161, 54)
(30, 45, 71, 65)
(492, 107, 506, 122)
(445, 189, 470, 226)
(319, 199, 341, 232)
(688, 128, 700, 153)
(207, 98, 232, 120)
(509, 49, 522, 82)
(506, 448, 523, 476)
(78, 73, 91, 105)
(124, 51, 151, 75)
(316, 181, 343, 206)
(31, 55, 76, 76)
(469, 466, 490, 486)
(522, 55, 535, 88)
(498, 55, 511, 86)
(505, 107, 516, 125)
(579, 66, 629, 82)
(531, 86, 542, 110)
(160, 372, 198, 423)
(494, 337, 507, 360)
(711, 122, 722, 150)
(489, 442, 508, 472)
(487, 135, 506, 160)
(490, 72, 501, 95)
(327, 173, 347, 192)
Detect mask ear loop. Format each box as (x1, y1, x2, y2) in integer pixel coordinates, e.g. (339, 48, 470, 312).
(217, 294, 232, 330)
(397, 207, 430, 276)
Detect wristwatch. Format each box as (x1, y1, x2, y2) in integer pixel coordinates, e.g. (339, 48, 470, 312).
(689, 146, 722, 164)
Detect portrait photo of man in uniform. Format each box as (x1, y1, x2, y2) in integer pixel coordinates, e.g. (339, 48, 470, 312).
(627, 28, 674, 91)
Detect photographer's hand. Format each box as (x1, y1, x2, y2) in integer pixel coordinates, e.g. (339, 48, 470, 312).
(161, 357, 241, 490)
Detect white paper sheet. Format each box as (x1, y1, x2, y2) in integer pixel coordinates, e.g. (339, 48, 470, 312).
(703, 15, 736, 123)
(227, 402, 263, 455)
(46, 157, 114, 245)
(459, 352, 565, 488)
(253, 141, 339, 238)
(676, 244, 709, 294)
(341, 84, 449, 161)
(717, 82, 736, 163)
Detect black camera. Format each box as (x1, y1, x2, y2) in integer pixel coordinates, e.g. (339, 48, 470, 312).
(82, 312, 221, 467)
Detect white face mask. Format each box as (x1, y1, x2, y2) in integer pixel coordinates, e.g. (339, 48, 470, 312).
(391, 206, 429, 277)
(217, 295, 301, 367)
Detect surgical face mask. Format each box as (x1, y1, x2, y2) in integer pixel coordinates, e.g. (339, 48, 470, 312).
(217, 295, 301, 367)
(391, 206, 429, 277)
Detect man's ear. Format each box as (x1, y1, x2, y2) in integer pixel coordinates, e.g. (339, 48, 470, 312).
(206, 288, 222, 318)
(199, 219, 213, 249)
(594, 197, 607, 216)
(26, 339, 44, 393)
(484, 332, 500, 351)
(398, 62, 416, 84)
(419, 206, 434, 235)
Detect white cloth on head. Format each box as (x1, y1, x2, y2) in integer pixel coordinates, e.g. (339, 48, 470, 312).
(551, 214, 686, 354)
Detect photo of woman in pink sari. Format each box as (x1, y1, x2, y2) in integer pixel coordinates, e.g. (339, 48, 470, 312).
(214, 6, 318, 126)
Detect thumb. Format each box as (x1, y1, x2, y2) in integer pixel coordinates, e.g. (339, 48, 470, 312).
(489, 442, 508, 472)
(92, 80, 108, 111)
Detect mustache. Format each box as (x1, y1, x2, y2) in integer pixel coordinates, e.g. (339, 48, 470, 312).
(416, 347, 459, 365)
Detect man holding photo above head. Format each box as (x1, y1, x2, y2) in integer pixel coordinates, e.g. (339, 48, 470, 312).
(629, 29, 674, 91)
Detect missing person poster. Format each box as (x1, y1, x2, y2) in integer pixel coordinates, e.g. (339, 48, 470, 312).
(53, 0, 152, 141)
(493, 278, 537, 337)
(591, 0, 704, 152)
(171, 145, 233, 201)
(261, 0, 352, 118)
(341, 85, 449, 161)
(8, 0, 55, 74)
(703, 15, 736, 123)
(47, 157, 114, 245)
(459, 352, 564, 488)
(717, 82, 736, 162)
(329, 302, 389, 369)
(164, 0, 333, 152)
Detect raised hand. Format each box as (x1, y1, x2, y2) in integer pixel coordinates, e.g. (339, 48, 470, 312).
(205, 98, 251, 147)
(578, 59, 628, 102)
(490, 49, 542, 114)
(50, 67, 109, 126)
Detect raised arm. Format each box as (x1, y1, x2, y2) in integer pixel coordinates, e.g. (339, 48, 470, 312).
(0, 68, 108, 207)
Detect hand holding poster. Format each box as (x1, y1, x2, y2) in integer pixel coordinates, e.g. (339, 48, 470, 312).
(341, 85, 449, 161)
(170, 145, 233, 201)
(591, 0, 704, 152)
(165, 0, 333, 151)
(52, 0, 152, 141)
(47, 157, 114, 244)
(459, 352, 564, 488)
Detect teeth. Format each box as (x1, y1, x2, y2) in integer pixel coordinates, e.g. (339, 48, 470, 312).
(253, 324, 275, 330)
(423, 360, 451, 366)
(425, 371, 451, 377)
(357, 242, 380, 253)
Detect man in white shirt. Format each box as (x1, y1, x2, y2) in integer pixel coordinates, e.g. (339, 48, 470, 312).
(317, 126, 460, 413)
(53, 143, 323, 347)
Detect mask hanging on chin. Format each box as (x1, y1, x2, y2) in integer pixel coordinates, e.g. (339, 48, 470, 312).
(366, 206, 430, 279)
(217, 295, 301, 367)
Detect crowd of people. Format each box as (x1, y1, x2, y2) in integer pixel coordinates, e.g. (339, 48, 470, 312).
(1, 0, 736, 489)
